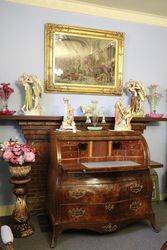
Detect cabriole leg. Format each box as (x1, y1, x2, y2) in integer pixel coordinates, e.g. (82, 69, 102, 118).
(50, 225, 61, 248)
(148, 214, 160, 233)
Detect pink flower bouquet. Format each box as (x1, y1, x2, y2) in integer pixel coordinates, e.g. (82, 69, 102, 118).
(0, 139, 37, 165)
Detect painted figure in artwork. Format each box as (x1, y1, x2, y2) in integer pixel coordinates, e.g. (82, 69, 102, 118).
(126, 80, 146, 117)
(114, 98, 133, 131)
(19, 73, 43, 115)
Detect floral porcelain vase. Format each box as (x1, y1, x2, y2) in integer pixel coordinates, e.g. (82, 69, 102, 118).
(0, 83, 16, 115)
(146, 84, 163, 118)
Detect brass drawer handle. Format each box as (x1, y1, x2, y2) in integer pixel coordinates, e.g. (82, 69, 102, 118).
(69, 189, 86, 199)
(130, 183, 143, 193)
(102, 224, 118, 232)
(105, 203, 114, 212)
(130, 201, 142, 211)
(68, 208, 85, 218)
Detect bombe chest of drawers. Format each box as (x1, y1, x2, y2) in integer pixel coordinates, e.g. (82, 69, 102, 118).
(48, 130, 159, 248)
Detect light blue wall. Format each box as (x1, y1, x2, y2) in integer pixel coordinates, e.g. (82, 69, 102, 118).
(0, 1, 167, 205)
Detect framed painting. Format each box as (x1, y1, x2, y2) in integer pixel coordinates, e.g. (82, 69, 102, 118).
(45, 23, 124, 95)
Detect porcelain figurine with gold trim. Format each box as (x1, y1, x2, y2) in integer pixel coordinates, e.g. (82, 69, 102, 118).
(126, 80, 146, 117)
(60, 98, 76, 132)
(19, 73, 43, 115)
(114, 98, 133, 131)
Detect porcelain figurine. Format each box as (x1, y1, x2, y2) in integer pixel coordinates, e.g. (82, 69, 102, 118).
(60, 98, 76, 132)
(19, 73, 43, 115)
(80, 100, 98, 123)
(114, 98, 133, 131)
(126, 80, 146, 117)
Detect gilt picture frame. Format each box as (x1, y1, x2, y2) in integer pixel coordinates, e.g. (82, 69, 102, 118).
(45, 23, 124, 95)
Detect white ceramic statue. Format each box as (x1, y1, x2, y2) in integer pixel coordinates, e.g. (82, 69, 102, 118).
(114, 98, 133, 131)
(60, 98, 76, 132)
(19, 73, 43, 115)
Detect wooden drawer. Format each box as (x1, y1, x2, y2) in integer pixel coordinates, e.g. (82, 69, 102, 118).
(61, 184, 120, 204)
(61, 141, 89, 159)
(61, 178, 149, 204)
(60, 198, 150, 223)
(60, 141, 79, 147)
(61, 145, 78, 152)
(61, 151, 78, 159)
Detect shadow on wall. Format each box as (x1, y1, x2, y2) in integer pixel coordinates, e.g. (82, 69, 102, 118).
(0, 159, 14, 206)
(0, 121, 25, 142)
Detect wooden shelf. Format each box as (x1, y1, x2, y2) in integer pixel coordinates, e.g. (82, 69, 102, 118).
(0, 114, 166, 122)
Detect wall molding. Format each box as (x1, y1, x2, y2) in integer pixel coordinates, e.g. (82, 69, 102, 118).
(7, 0, 167, 28)
(0, 205, 14, 217)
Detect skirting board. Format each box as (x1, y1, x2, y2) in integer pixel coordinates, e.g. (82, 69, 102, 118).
(160, 193, 167, 201)
(0, 194, 166, 216)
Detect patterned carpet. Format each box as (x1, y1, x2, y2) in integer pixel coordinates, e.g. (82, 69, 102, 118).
(1, 201, 167, 250)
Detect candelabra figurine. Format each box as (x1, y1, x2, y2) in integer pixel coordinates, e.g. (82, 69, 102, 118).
(60, 98, 76, 132)
(146, 84, 163, 118)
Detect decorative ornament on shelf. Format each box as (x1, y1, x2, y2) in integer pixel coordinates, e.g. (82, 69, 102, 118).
(100, 106, 106, 124)
(114, 98, 133, 131)
(126, 79, 146, 117)
(60, 98, 76, 132)
(0, 83, 15, 115)
(0, 139, 37, 238)
(146, 84, 163, 118)
(80, 100, 99, 124)
(19, 73, 43, 115)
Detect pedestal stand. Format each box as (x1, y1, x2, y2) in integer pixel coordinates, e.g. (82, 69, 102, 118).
(10, 177, 34, 238)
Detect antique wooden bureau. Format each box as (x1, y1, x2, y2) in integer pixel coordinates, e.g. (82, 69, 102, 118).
(48, 130, 159, 248)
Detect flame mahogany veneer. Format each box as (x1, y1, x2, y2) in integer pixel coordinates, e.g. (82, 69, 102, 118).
(48, 130, 159, 248)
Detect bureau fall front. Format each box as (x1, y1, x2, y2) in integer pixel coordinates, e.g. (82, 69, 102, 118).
(48, 130, 159, 248)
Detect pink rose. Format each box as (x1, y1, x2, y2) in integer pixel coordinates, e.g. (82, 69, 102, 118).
(10, 156, 19, 165)
(3, 150, 14, 161)
(12, 145, 22, 156)
(17, 155, 24, 165)
(21, 145, 30, 153)
(24, 152, 35, 162)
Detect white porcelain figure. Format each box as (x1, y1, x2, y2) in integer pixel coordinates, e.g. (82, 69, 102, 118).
(19, 73, 43, 115)
(60, 98, 76, 132)
(114, 98, 133, 131)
